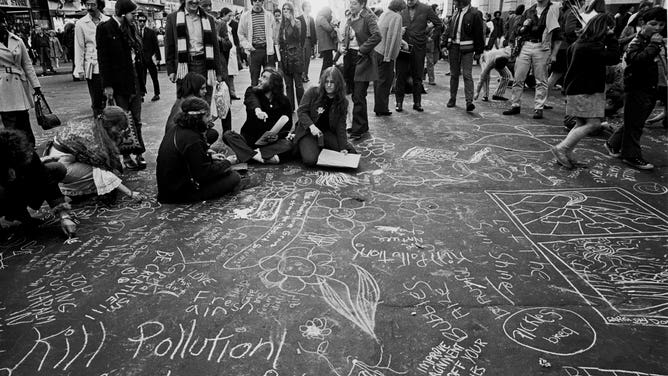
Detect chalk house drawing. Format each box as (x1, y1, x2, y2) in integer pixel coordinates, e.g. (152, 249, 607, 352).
(307, 197, 386, 232)
(539, 236, 668, 326)
(258, 247, 335, 293)
(487, 188, 668, 237)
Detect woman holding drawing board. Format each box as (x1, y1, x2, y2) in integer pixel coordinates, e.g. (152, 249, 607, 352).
(292, 67, 357, 167)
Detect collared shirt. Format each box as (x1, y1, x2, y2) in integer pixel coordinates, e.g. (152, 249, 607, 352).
(454, 5, 470, 44)
(186, 12, 204, 54)
(305, 15, 311, 38)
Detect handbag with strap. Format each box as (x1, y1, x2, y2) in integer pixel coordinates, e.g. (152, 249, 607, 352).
(107, 96, 146, 155)
(34, 93, 61, 130)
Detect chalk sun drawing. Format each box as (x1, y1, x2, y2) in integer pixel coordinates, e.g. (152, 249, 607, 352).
(318, 264, 380, 340)
(487, 188, 668, 237)
(307, 197, 386, 233)
(299, 318, 332, 341)
(258, 247, 335, 293)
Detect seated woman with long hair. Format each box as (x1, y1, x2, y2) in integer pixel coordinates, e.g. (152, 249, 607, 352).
(165, 72, 221, 145)
(157, 98, 248, 204)
(45, 106, 145, 202)
(223, 68, 294, 164)
(293, 67, 356, 166)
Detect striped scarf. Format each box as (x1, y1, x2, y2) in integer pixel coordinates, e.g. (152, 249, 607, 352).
(175, 9, 216, 86)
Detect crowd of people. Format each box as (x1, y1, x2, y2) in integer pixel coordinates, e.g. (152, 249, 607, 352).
(0, 0, 666, 238)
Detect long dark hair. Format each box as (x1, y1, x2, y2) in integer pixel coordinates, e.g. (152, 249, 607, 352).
(279, 2, 301, 44)
(175, 97, 210, 133)
(177, 72, 207, 98)
(262, 67, 285, 97)
(578, 13, 614, 42)
(317, 67, 347, 125)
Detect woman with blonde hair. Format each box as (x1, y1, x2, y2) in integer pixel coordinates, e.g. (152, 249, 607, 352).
(278, 2, 305, 111)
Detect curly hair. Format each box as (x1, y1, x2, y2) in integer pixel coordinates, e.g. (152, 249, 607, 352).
(261, 67, 286, 97)
(175, 97, 210, 133)
(0, 129, 34, 182)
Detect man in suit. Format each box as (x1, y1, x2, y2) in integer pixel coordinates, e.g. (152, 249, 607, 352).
(97, 0, 146, 170)
(298, 1, 316, 82)
(443, 0, 484, 112)
(136, 12, 161, 102)
(395, 0, 443, 112)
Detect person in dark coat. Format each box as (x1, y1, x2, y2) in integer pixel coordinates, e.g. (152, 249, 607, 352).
(0, 129, 76, 237)
(343, 0, 382, 140)
(63, 23, 75, 76)
(223, 67, 293, 164)
(136, 12, 161, 101)
(297, 1, 317, 82)
(442, 0, 484, 112)
(31, 25, 56, 76)
(293, 67, 356, 166)
(278, 2, 305, 111)
(315, 7, 338, 77)
(395, 0, 443, 112)
(96, 0, 146, 170)
(156, 97, 242, 204)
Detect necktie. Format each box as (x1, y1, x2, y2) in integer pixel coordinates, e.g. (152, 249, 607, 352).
(453, 10, 461, 41)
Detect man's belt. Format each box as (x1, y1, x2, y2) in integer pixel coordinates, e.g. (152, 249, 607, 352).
(252, 43, 267, 49)
(189, 53, 206, 62)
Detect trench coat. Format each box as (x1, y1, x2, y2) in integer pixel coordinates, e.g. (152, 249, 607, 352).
(0, 32, 41, 112)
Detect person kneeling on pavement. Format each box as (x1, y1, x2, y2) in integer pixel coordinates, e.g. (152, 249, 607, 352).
(44, 106, 146, 203)
(223, 68, 294, 164)
(157, 97, 254, 204)
(0, 129, 77, 237)
(292, 67, 357, 166)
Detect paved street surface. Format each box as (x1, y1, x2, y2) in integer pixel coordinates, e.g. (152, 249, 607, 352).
(1, 59, 667, 376)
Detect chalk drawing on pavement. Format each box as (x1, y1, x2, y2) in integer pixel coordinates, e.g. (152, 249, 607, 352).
(562, 366, 668, 376)
(258, 247, 335, 294)
(538, 236, 668, 327)
(633, 182, 668, 196)
(487, 188, 668, 237)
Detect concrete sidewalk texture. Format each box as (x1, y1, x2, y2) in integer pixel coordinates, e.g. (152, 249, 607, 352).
(1, 57, 667, 376)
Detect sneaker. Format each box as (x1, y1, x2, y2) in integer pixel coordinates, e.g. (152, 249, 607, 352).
(533, 109, 544, 119)
(623, 157, 654, 170)
(503, 107, 520, 115)
(551, 146, 573, 168)
(603, 142, 621, 158)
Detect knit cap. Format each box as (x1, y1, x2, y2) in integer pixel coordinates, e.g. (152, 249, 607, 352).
(115, 0, 137, 16)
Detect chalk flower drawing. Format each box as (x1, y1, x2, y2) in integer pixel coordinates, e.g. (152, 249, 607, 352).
(356, 137, 395, 157)
(318, 264, 380, 340)
(397, 200, 449, 226)
(299, 318, 332, 340)
(308, 197, 386, 232)
(258, 247, 335, 293)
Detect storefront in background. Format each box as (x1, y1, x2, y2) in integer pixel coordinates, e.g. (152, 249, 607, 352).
(1, 0, 33, 34)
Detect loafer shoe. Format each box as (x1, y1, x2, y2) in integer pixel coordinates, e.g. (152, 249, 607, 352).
(446, 98, 456, 107)
(503, 107, 520, 115)
(533, 109, 544, 119)
(413, 105, 424, 112)
(466, 103, 475, 112)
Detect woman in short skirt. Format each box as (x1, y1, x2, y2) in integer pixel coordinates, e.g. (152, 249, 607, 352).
(551, 14, 620, 168)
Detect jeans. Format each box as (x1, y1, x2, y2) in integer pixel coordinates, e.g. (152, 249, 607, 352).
(351, 81, 370, 135)
(284, 72, 304, 112)
(396, 45, 427, 106)
(608, 90, 654, 160)
(510, 42, 549, 109)
(448, 44, 474, 103)
(0, 110, 34, 145)
(249, 48, 268, 86)
(374, 53, 394, 113)
(87, 74, 106, 117)
(303, 37, 313, 79)
(223, 131, 293, 163)
(320, 50, 334, 79)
